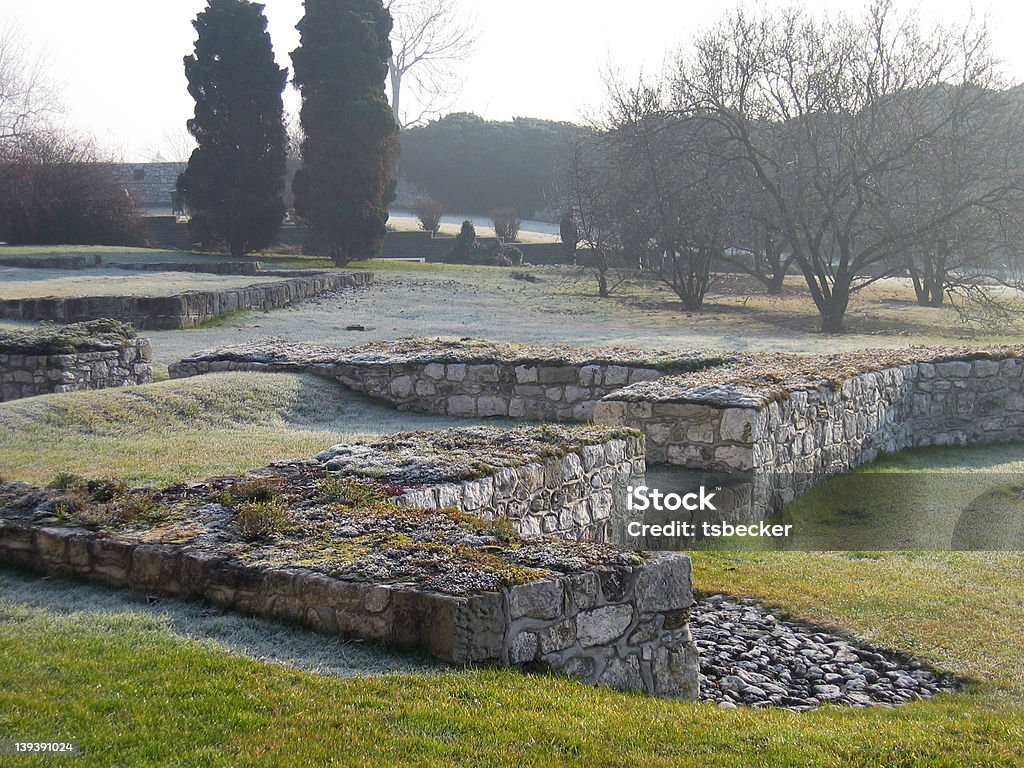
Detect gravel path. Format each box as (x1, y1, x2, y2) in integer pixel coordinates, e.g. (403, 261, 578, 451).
(693, 595, 958, 710)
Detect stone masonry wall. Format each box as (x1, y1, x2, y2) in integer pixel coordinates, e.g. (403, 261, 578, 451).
(172, 354, 663, 423)
(171, 341, 1024, 516)
(321, 434, 645, 541)
(0, 273, 372, 330)
(0, 339, 153, 402)
(596, 356, 1024, 510)
(0, 519, 697, 699)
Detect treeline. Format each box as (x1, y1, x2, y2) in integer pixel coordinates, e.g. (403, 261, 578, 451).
(399, 113, 588, 218)
(566, 2, 1024, 333)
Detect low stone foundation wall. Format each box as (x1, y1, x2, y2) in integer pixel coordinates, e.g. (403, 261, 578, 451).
(170, 340, 1024, 516)
(0, 339, 152, 401)
(318, 431, 645, 541)
(596, 350, 1024, 509)
(169, 340, 713, 422)
(0, 272, 372, 330)
(0, 498, 697, 699)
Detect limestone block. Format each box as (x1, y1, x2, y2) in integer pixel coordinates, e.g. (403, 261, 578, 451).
(537, 617, 577, 654)
(935, 361, 972, 378)
(447, 395, 476, 417)
(973, 359, 1000, 377)
(576, 604, 634, 647)
(514, 365, 538, 383)
(578, 365, 602, 386)
(467, 364, 500, 383)
(423, 363, 446, 379)
(508, 631, 539, 664)
(462, 478, 494, 511)
(633, 555, 693, 614)
(714, 445, 755, 471)
(538, 366, 578, 384)
(596, 655, 642, 691)
(477, 395, 509, 417)
(508, 578, 565, 620)
(604, 366, 630, 386)
(719, 408, 758, 443)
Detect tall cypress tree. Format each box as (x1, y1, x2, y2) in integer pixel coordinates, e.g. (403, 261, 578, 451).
(178, 0, 288, 258)
(291, 0, 399, 265)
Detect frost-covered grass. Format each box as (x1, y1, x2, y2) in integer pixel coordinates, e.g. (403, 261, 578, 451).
(0, 372, 502, 486)
(0, 570, 438, 679)
(0, 267, 286, 300)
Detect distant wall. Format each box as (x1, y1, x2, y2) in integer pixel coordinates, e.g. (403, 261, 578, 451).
(171, 351, 664, 423)
(0, 339, 152, 402)
(0, 273, 372, 330)
(109, 163, 186, 208)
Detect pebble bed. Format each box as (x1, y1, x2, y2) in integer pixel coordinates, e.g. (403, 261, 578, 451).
(693, 595, 958, 710)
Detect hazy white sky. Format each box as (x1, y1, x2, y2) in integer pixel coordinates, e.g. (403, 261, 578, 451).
(4, 1, 1023, 160)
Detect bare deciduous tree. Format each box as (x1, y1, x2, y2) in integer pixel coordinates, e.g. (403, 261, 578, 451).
(142, 126, 197, 163)
(565, 138, 630, 298)
(385, 0, 477, 127)
(0, 20, 58, 142)
(671, 0, 1024, 332)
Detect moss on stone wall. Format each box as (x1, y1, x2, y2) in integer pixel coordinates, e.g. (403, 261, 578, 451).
(0, 320, 138, 355)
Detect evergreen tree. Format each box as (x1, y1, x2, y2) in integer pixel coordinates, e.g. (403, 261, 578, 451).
(178, 0, 288, 257)
(291, 0, 399, 265)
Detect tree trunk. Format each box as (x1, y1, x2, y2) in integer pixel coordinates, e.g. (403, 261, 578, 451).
(597, 269, 609, 297)
(817, 277, 851, 334)
(766, 271, 785, 295)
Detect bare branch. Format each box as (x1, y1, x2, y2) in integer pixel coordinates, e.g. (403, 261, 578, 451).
(385, 0, 478, 127)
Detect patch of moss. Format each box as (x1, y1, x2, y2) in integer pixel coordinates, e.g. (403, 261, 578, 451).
(0, 320, 137, 355)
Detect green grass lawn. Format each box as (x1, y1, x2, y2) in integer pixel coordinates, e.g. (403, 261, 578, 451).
(0, 571, 1021, 768)
(2, 374, 1023, 765)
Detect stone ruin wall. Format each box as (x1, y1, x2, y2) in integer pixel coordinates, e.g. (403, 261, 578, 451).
(388, 435, 643, 540)
(171, 356, 664, 422)
(0, 272, 372, 331)
(595, 356, 1024, 509)
(171, 344, 1024, 518)
(0, 514, 697, 700)
(0, 340, 153, 402)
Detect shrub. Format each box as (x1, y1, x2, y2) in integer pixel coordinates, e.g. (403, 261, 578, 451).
(0, 129, 144, 246)
(489, 207, 521, 242)
(236, 497, 290, 541)
(468, 243, 523, 267)
(444, 219, 477, 263)
(412, 196, 445, 234)
(48, 472, 88, 491)
(212, 477, 281, 508)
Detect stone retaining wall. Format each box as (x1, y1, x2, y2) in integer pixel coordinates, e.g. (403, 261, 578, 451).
(171, 346, 667, 422)
(596, 354, 1024, 509)
(0, 273, 372, 330)
(0, 519, 697, 699)
(320, 433, 645, 541)
(0, 339, 152, 401)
